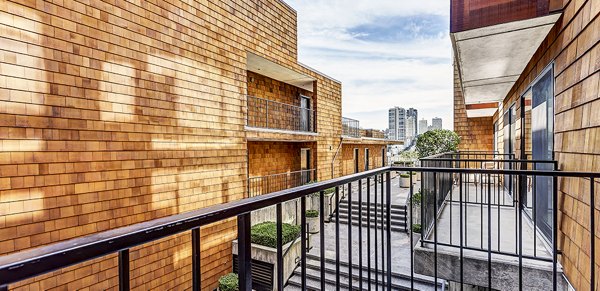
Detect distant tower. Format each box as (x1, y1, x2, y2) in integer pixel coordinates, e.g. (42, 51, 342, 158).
(418, 119, 428, 134)
(432, 117, 443, 130)
(388, 107, 407, 141)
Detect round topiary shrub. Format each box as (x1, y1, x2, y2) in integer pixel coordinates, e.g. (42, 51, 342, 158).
(250, 222, 301, 248)
(415, 129, 460, 158)
(218, 272, 238, 291)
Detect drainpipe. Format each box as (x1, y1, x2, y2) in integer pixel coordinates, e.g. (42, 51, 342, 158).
(331, 138, 344, 179)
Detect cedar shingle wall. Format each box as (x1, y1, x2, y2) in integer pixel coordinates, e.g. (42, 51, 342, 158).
(0, 0, 333, 290)
(341, 144, 386, 176)
(488, 0, 599, 288)
(453, 62, 494, 152)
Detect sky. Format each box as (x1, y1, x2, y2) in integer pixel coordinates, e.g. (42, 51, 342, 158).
(285, 0, 454, 130)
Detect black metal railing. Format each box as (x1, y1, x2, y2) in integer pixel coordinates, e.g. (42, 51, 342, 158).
(342, 117, 360, 137)
(247, 96, 316, 132)
(0, 163, 597, 291)
(248, 169, 316, 197)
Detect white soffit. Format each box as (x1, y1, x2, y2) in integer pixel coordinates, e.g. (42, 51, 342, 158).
(454, 13, 561, 117)
(466, 108, 498, 118)
(247, 52, 315, 92)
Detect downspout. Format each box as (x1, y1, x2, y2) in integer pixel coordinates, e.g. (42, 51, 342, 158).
(331, 137, 344, 179)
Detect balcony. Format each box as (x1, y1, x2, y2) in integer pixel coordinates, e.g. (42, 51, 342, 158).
(342, 117, 360, 138)
(0, 160, 596, 291)
(247, 96, 316, 134)
(248, 169, 316, 197)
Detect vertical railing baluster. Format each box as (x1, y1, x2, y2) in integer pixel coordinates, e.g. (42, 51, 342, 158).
(118, 249, 130, 291)
(276, 204, 283, 291)
(359, 179, 363, 290)
(192, 228, 201, 291)
(433, 171, 438, 288)
(335, 186, 341, 291)
(374, 175, 379, 291)
(459, 173, 464, 290)
(381, 173, 385, 287)
(589, 177, 595, 291)
(487, 174, 492, 289)
(319, 190, 326, 291)
(385, 171, 392, 291)
(518, 174, 523, 291)
(238, 213, 252, 291)
(301, 195, 307, 290)
(409, 171, 414, 290)
(347, 182, 353, 290)
(367, 177, 372, 291)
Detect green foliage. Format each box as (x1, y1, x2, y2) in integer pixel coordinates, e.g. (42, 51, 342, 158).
(415, 129, 460, 158)
(250, 222, 300, 248)
(218, 273, 239, 291)
(398, 150, 419, 162)
(323, 187, 335, 195)
(412, 224, 422, 233)
(399, 173, 410, 178)
(410, 190, 422, 206)
(305, 210, 319, 218)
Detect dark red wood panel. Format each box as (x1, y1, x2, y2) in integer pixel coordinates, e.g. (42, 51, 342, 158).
(451, 0, 561, 33)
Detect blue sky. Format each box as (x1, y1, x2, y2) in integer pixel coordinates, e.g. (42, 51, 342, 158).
(285, 0, 453, 130)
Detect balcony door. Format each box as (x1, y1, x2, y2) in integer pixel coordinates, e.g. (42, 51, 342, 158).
(503, 104, 516, 194)
(364, 148, 370, 171)
(300, 95, 310, 131)
(301, 148, 311, 184)
(530, 65, 554, 240)
(353, 148, 359, 173)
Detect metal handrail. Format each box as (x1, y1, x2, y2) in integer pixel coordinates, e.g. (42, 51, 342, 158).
(342, 117, 360, 137)
(1, 165, 599, 290)
(246, 95, 316, 132)
(248, 169, 316, 197)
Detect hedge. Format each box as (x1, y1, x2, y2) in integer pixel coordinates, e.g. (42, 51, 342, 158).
(218, 273, 238, 291)
(305, 210, 319, 218)
(250, 222, 300, 248)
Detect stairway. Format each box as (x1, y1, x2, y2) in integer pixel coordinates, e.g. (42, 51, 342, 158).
(332, 200, 409, 232)
(285, 253, 441, 290)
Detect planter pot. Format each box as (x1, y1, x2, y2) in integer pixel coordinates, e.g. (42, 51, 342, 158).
(306, 216, 319, 233)
(232, 237, 302, 291)
(399, 177, 411, 188)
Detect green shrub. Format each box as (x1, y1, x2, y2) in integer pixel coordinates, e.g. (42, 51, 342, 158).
(305, 210, 319, 218)
(412, 224, 422, 233)
(415, 129, 460, 158)
(218, 273, 239, 291)
(323, 187, 335, 195)
(250, 222, 300, 248)
(410, 191, 422, 206)
(399, 173, 410, 178)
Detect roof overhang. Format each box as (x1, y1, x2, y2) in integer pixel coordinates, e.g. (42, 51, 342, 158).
(452, 14, 560, 117)
(247, 52, 315, 92)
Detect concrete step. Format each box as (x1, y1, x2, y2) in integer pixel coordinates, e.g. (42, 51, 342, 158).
(339, 200, 408, 210)
(330, 217, 408, 232)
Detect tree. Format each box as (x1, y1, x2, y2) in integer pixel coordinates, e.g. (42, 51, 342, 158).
(415, 129, 460, 158)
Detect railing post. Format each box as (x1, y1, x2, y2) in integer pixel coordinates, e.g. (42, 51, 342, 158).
(238, 213, 252, 291)
(118, 249, 130, 291)
(192, 228, 201, 291)
(300, 195, 307, 290)
(386, 171, 392, 290)
(335, 186, 341, 291)
(319, 190, 326, 291)
(276, 204, 283, 291)
(409, 171, 414, 290)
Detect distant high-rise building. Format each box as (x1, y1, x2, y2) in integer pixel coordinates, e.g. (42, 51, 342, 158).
(406, 108, 418, 137)
(418, 119, 428, 134)
(406, 116, 416, 143)
(432, 117, 443, 130)
(388, 107, 406, 141)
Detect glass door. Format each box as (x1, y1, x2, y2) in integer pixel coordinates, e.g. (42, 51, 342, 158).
(503, 104, 516, 194)
(530, 66, 554, 240)
(364, 148, 370, 171)
(300, 95, 310, 131)
(353, 148, 359, 173)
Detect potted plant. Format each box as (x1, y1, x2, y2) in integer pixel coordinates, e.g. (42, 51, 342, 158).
(412, 223, 422, 234)
(218, 273, 238, 291)
(232, 222, 301, 290)
(399, 173, 411, 188)
(305, 210, 319, 233)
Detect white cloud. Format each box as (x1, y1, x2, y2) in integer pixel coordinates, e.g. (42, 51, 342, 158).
(286, 0, 454, 130)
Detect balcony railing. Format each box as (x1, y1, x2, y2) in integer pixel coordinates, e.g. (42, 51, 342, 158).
(247, 96, 316, 132)
(0, 161, 597, 291)
(248, 169, 316, 197)
(342, 117, 360, 137)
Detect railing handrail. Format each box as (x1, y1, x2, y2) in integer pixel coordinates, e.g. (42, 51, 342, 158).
(248, 168, 316, 180)
(247, 95, 315, 113)
(2, 165, 599, 286)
